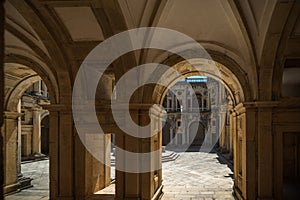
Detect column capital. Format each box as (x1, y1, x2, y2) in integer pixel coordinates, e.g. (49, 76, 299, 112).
(4, 111, 22, 119)
(42, 104, 71, 112)
(110, 102, 157, 111)
(96, 102, 166, 114)
(31, 108, 44, 114)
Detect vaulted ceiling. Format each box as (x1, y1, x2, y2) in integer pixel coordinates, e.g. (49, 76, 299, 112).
(3, 0, 300, 102)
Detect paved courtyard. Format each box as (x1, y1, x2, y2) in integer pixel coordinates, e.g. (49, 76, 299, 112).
(162, 151, 234, 199)
(5, 159, 49, 200)
(5, 151, 234, 200)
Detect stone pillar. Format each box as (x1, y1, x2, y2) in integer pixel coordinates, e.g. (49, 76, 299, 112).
(45, 104, 113, 199)
(219, 110, 227, 150)
(0, 0, 5, 197)
(186, 127, 189, 145)
(182, 127, 186, 145)
(233, 103, 257, 200)
(170, 128, 173, 145)
(2, 111, 22, 194)
(74, 129, 111, 198)
(32, 109, 42, 154)
(115, 104, 163, 200)
(43, 105, 74, 199)
(232, 110, 237, 170)
(233, 102, 278, 200)
(41, 81, 48, 97)
(17, 100, 22, 176)
(229, 110, 235, 159)
(33, 81, 41, 94)
(21, 126, 32, 157)
(219, 118, 226, 151)
(256, 103, 277, 199)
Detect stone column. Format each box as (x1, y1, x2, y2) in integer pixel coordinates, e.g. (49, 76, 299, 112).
(41, 81, 48, 97)
(244, 105, 257, 200)
(219, 109, 227, 150)
(17, 100, 22, 176)
(229, 110, 235, 159)
(186, 127, 189, 145)
(74, 129, 111, 198)
(115, 104, 164, 200)
(46, 103, 113, 199)
(233, 102, 278, 200)
(33, 81, 41, 95)
(182, 125, 186, 145)
(170, 128, 173, 145)
(0, 0, 5, 197)
(2, 111, 22, 194)
(32, 109, 42, 154)
(233, 103, 257, 200)
(43, 104, 74, 199)
(256, 102, 277, 199)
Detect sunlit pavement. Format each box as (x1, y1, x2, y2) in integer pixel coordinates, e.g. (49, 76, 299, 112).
(162, 151, 234, 199)
(5, 151, 234, 200)
(5, 159, 49, 200)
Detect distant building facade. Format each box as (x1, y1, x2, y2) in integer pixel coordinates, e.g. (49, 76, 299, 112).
(162, 76, 229, 149)
(20, 80, 50, 160)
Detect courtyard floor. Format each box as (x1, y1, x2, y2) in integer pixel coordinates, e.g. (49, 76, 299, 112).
(5, 151, 234, 200)
(161, 151, 234, 199)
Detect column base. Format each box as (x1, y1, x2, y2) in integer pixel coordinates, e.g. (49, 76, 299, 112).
(114, 185, 163, 200)
(4, 177, 33, 195)
(233, 185, 245, 200)
(152, 185, 163, 200)
(4, 182, 20, 195)
(115, 196, 140, 200)
(55, 197, 75, 200)
(18, 176, 33, 190)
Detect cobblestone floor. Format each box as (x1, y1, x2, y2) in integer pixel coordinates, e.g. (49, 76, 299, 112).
(5, 151, 234, 200)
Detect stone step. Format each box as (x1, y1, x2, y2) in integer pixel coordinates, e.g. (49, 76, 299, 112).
(110, 151, 179, 166)
(162, 152, 180, 162)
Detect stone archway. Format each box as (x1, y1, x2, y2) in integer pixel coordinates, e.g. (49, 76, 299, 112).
(2, 63, 55, 195)
(146, 58, 255, 200)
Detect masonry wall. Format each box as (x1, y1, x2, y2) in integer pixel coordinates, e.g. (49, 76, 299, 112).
(0, 0, 5, 198)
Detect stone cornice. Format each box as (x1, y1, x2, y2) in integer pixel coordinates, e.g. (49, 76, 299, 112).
(41, 104, 71, 112)
(277, 98, 300, 108)
(234, 101, 280, 114)
(242, 101, 279, 108)
(236, 100, 300, 109)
